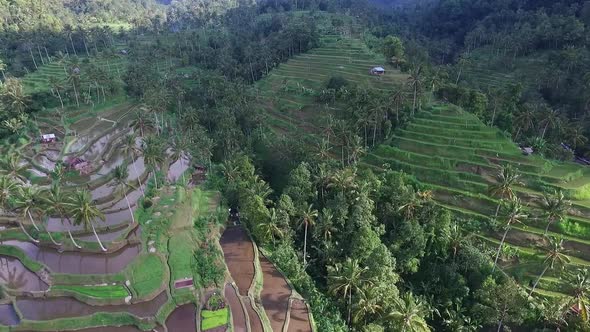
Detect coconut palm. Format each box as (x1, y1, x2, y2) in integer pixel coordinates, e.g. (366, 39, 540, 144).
(529, 236, 569, 296)
(488, 164, 521, 221)
(44, 184, 81, 249)
(567, 268, 590, 322)
(67, 190, 107, 252)
(0, 78, 29, 114)
(492, 197, 527, 273)
(110, 164, 136, 224)
(328, 257, 373, 326)
(352, 287, 382, 326)
(540, 190, 570, 235)
(0, 152, 28, 183)
(256, 208, 284, 246)
(385, 293, 431, 332)
(0, 175, 17, 211)
(299, 204, 318, 267)
(566, 126, 588, 150)
(0, 57, 6, 80)
(142, 136, 165, 190)
(170, 135, 191, 184)
(314, 208, 336, 243)
(130, 110, 155, 137)
(539, 108, 561, 139)
(12, 185, 50, 244)
(514, 104, 537, 140)
(120, 134, 144, 196)
(407, 65, 424, 115)
(447, 222, 471, 259)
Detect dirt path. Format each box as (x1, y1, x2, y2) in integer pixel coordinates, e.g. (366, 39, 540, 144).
(243, 297, 264, 332)
(287, 300, 312, 332)
(219, 226, 255, 296)
(259, 253, 291, 332)
(225, 284, 248, 332)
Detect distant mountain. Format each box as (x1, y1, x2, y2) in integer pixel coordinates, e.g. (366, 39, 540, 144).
(369, 0, 434, 8)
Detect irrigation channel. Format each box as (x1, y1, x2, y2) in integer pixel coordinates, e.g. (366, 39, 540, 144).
(220, 225, 313, 332)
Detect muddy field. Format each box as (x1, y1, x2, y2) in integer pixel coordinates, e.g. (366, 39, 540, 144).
(287, 300, 312, 332)
(165, 304, 197, 332)
(219, 226, 255, 296)
(259, 253, 291, 332)
(224, 283, 247, 332)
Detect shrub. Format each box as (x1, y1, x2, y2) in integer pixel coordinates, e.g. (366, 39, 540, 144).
(325, 75, 348, 91)
(205, 292, 226, 310)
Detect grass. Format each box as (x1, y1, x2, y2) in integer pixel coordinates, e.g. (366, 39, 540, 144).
(201, 307, 230, 331)
(51, 284, 129, 300)
(125, 254, 166, 298)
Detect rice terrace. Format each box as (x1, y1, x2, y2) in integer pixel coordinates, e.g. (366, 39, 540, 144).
(2, 0, 590, 331)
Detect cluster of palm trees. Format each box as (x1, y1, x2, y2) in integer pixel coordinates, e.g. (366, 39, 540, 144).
(0, 176, 108, 250)
(327, 257, 431, 331)
(488, 164, 577, 297)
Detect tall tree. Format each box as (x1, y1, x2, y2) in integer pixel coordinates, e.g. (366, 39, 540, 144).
(540, 190, 570, 235)
(492, 197, 527, 273)
(299, 204, 318, 267)
(488, 164, 521, 221)
(14, 185, 61, 245)
(142, 136, 165, 190)
(529, 236, 569, 296)
(385, 293, 430, 332)
(110, 165, 136, 224)
(68, 190, 107, 251)
(328, 257, 373, 327)
(44, 184, 81, 249)
(121, 134, 144, 196)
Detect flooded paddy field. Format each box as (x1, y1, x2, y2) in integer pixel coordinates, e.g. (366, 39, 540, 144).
(0, 256, 48, 291)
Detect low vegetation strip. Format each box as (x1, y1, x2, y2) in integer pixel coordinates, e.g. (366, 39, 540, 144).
(201, 307, 229, 331)
(51, 284, 129, 300)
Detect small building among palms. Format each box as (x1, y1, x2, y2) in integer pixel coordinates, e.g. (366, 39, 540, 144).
(369, 66, 386, 76)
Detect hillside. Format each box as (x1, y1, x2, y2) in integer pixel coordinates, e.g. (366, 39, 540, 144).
(365, 103, 590, 294)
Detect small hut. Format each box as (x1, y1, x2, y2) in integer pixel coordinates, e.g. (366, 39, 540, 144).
(521, 147, 534, 156)
(40, 134, 57, 144)
(369, 66, 386, 76)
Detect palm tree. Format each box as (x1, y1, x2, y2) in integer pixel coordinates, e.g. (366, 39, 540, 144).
(0, 176, 36, 243)
(0, 57, 6, 80)
(0, 152, 28, 183)
(23, 185, 62, 246)
(130, 110, 155, 137)
(48, 77, 65, 109)
(540, 190, 570, 236)
(110, 165, 136, 224)
(67, 62, 81, 107)
(492, 197, 527, 273)
(385, 293, 431, 332)
(67, 190, 107, 251)
(142, 136, 164, 190)
(407, 65, 424, 115)
(299, 204, 318, 267)
(44, 184, 81, 249)
(539, 108, 561, 139)
(455, 53, 472, 84)
(566, 126, 588, 149)
(120, 134, 144, 195)
(488, 164, 521, 221)
(352, 287, 382, 326)
(170, 135, 191, 184)
(529, 236, 569, 296)
(513, 104, 537, 140)
(314, 208, 336, 243)
(256, 208, 284, 246)
(447, 222, 471, 259)
(567, 268, 590, 322)
(328, 257, 373, 326)
(1, 78, 29, 114)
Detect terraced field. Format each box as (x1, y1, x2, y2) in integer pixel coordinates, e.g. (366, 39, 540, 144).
(364, 103, 590, 295)
(22, 55, 128, 95)
(254, 35, 406, 143)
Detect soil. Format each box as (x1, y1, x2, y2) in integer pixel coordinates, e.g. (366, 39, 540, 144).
(16, 290, 168, 321)
(259, 253, 291, 332)
(243, 297, 264, 332)
(219, 226, 255, 296)
(224, 284, 247, 332)
(165, 304, 197, 332)
(0, 256, 49, 292)
(1, 240, 141, 274)
(287, 300, 312, 332)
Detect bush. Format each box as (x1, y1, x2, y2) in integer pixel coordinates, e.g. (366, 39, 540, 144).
(205, 292, 226, 310)
(325, 75, 348, 90)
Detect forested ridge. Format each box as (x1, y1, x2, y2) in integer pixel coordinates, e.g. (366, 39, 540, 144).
(1, 0, 590, 332)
